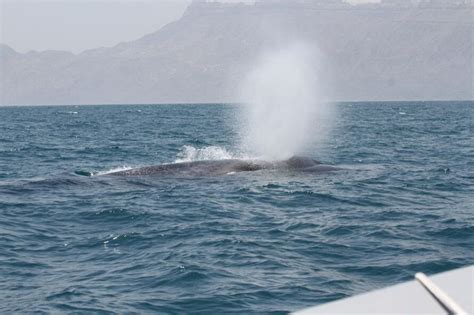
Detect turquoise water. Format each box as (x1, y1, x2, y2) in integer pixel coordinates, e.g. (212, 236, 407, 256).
(0, 102, 473, 314)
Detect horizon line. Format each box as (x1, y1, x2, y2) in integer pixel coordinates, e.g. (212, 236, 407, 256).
(1, 99, 473, 108)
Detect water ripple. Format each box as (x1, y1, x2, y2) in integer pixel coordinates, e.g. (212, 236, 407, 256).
(0, 102, 473, 314)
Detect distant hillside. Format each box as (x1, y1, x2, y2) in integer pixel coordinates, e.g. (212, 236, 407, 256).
(1, 0, 472, 105)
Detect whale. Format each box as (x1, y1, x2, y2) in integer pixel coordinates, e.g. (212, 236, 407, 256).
(107, 156, 341, 176)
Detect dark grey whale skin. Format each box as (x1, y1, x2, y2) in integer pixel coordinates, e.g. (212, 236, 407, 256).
(107, 156, 341, 176)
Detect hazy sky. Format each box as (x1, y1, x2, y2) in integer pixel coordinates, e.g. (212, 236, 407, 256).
(0, 0, 191, 53)
(0, 0, 380, 54)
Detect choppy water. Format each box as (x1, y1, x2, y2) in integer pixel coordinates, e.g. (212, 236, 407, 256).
(0, 102, 473, 314)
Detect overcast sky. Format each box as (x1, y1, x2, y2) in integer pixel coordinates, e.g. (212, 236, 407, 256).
(0, 0, 380, 54)
(0, 0, 191, 53)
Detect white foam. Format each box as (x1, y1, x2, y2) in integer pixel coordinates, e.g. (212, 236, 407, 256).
(174, 145, 251, 163)
(97, 166, 133, 176)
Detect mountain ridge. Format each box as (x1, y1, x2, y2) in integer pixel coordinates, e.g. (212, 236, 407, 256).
(1, 0, 472, 105)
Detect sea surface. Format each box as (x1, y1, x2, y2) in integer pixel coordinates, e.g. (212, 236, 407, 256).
(0, 102, 473, 314)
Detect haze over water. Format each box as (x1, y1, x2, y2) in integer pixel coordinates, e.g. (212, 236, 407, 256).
(1, 102, 472, 314)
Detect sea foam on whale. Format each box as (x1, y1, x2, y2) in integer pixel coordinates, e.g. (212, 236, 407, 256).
(174, 145, 251, 163)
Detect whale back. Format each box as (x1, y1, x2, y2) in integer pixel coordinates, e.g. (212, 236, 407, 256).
(283, 156, 322, 169)
(107, 156, 334, 176)
(109, 159, 266, 176)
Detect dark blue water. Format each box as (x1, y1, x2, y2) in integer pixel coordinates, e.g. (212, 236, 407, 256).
(1, 102, 473, 314)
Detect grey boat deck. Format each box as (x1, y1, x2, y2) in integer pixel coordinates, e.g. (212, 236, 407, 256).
(293, 265, 473, 314)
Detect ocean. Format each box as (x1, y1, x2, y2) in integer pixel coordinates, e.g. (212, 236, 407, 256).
(0, 102, 473, 314)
